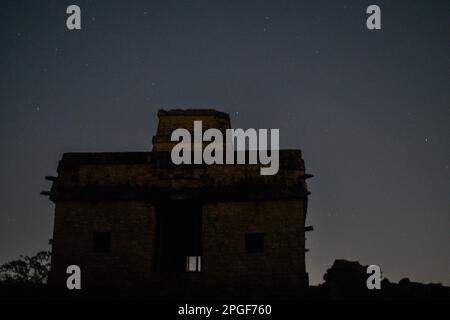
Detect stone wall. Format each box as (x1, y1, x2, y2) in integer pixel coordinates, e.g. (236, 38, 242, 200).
(50, 201, 156, 288)
(50, 198, 308, 290)
(203, 199, 306, 289)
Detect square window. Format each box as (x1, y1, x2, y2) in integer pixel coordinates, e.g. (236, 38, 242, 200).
(93, 231, 111, 253)
(245, 233, 264, 254)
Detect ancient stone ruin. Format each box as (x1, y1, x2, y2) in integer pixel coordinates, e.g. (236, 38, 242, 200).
(45, 109, 312, 294)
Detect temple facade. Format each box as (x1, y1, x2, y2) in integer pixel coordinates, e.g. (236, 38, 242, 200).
(45, 109, 312, 294)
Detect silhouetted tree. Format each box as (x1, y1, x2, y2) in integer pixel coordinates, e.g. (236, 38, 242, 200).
(0, 241, 51, 284)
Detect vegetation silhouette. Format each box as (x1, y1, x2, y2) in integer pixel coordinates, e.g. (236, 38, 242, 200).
(1, 245, 449, 300)
(0, 240, 51, 284)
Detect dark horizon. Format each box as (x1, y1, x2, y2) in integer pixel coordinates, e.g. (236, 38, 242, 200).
(0, 0, 449, 286)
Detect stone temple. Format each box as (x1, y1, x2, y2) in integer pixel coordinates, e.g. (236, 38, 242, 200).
(44, 109, 312, 296)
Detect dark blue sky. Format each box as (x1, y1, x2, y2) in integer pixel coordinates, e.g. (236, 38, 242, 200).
(0, 0, 449, 285)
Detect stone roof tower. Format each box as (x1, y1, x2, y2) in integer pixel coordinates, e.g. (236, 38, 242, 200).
(152, 109, 231, 152)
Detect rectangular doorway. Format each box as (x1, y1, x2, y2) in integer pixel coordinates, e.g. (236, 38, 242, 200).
(154, 201, 202, 272)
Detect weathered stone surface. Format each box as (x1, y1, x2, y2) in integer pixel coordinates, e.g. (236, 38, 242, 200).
(51, 201, 156, 287)
(153, 109, 231, 152)
(48, 109, 311, 290)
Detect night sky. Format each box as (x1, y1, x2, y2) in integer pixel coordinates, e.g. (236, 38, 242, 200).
(0, 0, 449, 286)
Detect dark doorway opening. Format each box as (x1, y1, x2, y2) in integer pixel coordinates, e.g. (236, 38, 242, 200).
(155, 201, 202, 272)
